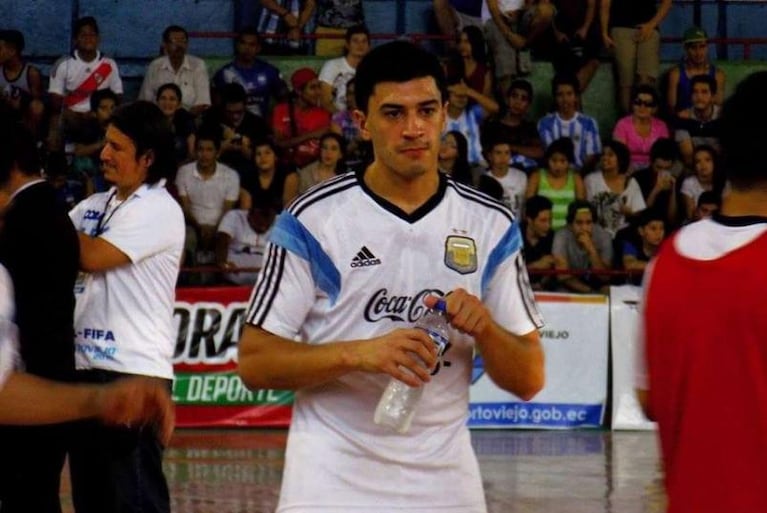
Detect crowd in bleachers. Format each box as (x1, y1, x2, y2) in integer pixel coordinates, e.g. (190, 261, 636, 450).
(0, 0, 729, 291)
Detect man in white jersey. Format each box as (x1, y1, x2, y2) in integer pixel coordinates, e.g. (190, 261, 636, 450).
(238, 41, 545, 513)
(68, 101, 184, 513)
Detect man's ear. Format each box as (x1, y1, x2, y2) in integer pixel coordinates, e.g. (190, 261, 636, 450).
(352, 109, 371, 141)
(140, 149, 155, 168)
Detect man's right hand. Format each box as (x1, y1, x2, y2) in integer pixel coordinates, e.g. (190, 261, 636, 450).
(96, 377, 175, 445)
(352, 328, 438, 387)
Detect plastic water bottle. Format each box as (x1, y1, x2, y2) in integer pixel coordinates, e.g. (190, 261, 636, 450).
(374, 299, 450, 433)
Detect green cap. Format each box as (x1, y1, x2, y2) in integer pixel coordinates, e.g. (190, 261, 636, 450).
(683, 26, 708, 45)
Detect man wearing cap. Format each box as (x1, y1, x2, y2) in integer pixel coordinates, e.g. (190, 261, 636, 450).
(666, 26, 726, 114)
(271, 67, 332, 168)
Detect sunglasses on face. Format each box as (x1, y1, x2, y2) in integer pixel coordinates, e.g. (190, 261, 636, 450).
(633, 99, 656, 108)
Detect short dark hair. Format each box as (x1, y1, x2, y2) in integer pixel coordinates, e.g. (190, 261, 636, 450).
(0, 30, 25, 53)
(632, 84, 660, 105)
(345, 24, 370, 43)
(566, 200, 596, 225)
(544, 137, 575, 164)
(0, 123, 40, 183)
(109, 101, 176, 185)
(525, 195, 553, 220)
(156, 82, 183, 102)
(697, 190, 721, 208)
(552, 73, 580, 98)
(460, 25, 488, 64)
(220, 82, 247, 105)
(89, 88, 118, 113)
(354, 40, 447, 115)
(602, 139, 631, 174)
(162, 25, 188, 42)
(195, 125, 222, 149)
(635, 207, 665, 228)
(236, 26, 260, 45)
(649, 137, 678, 162)
(477, 175, 504, 201)
(690, 74, 717, 95)
(507, 79, 533, 100)
(720, 71, 767, 189)
(73, 16, 99, 37)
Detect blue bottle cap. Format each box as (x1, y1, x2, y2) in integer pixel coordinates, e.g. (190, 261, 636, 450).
(433, 298, 447, 312)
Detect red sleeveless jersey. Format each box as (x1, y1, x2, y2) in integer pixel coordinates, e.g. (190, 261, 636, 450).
(644, 230, 767, 513)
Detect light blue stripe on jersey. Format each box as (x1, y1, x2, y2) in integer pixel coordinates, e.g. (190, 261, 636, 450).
(481, 221, 522, 298)
(269, 211, 341, 305)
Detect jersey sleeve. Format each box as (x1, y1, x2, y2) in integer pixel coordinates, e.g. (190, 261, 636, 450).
(482, 221, 544, 335)
(100, 194, 184, 264)
(244, 213, 324, 339)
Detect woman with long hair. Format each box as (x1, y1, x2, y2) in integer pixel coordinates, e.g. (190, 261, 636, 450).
(438, 131, 474, 185)
(297, 132, 347, 194)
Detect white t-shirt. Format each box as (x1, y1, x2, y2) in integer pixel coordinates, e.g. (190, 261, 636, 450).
(176, 162, 240, 226)
(48, 50, 124, 112)
(481, 0, 525, 21)
(486, 167, 527, 219)
(0, 264, 19, 390)
(138, 54, 211, 109)
(680, 175, 707, 206)
(217, 209, 270, 284)
(318, 56, 356, 112)
(69, 183, 185, 379)
(246, 171, 543, 512)
(584, 172, 646, 238)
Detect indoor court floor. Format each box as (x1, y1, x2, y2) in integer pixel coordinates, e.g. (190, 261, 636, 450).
(60, 429, 665, 513)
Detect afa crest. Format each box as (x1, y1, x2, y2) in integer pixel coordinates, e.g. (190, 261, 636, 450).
(444, 236, 477, 274)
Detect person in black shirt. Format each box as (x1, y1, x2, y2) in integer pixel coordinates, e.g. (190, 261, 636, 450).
(521, 195, 555, 289)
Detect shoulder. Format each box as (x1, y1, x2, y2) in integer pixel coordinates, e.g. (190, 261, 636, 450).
(286, 172, 360, 219)
(187, 54, 207, 69)
(446, 178, 516, 225)
(49, 55, 73, 75)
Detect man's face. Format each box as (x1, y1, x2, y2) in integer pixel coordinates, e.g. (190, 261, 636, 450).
(570, 210, 594, 237)
(236, 34, 260, 63)
(75, 25, 99, 53)
(100, 125, 148, 192)
(528, 209, 552, 238)
(346, 33, 370, 59)
(696, 202, 718, 220)
(448, 88, 468, 111)
(555, 84, 578, 114)
(300, 79, 323, 106)
(651, 158, 673, 176)
(691, 82, 713, 110)
(164, 30, 188, 60)
(95, 98, 116, 124)
(639, 220, 665, 246)
(0, 41, 13, 65)
(685, 42, 708, 66)
(507, 88, 531, 117)
(355, 76, 446, 181)
(196, 139, 218, 168)
(247, 208, 276, 234)
(224, 101, 246, 128)
(489, 144, 511, 171)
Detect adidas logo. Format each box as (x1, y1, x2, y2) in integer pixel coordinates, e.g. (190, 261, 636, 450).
(350, 246, 381, 268)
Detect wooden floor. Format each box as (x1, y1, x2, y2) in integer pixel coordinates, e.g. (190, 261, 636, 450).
(60, 429, 665, 513)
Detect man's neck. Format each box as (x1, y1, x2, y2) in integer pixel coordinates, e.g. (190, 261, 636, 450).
(685, 60, 709, 73)
(197, 162, 216, 177)
(558, 109, 577, 121)
(526, 225, 540, 246)
(363, 163, 439, 215)
(77, 49, 98, 62)
(693, 104, 715, 121)
(345, 54, 362, 68)
(721, 187, 767, 218)
(169, 55, 185, 71)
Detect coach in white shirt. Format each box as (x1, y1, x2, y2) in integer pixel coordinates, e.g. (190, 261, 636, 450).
(67, 101, 184, 513)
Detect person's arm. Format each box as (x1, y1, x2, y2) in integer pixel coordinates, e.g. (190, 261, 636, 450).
(282, 172, 300, 206)
(425, 291, 544, 400)
(319, 81, 337, 113)
(637, 0, 672, 42)
(297, 0, 316, 30)
(27, 66, 43, 101)
(238, 325, 438, 391)
(525, 170, 540, 198)
(0, 373, 174, 443)
(622, 253, 647, 272)
(553, 249, 593, 293)
(599, 0, 613, 49)
(77, 233, 131, 272)
(666, 67, 681, 115)
(239, 188, 252, 211)
(576, 0, 597, 40)
(214, 230, 232, 268)
(574, 173, 586, 200)
(714, 69, 726, 106)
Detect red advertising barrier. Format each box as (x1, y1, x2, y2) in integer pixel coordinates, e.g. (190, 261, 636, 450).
(173, 287, 292, 427)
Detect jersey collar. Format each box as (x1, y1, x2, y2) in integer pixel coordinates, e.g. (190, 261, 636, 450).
(356, 167, 448, 224)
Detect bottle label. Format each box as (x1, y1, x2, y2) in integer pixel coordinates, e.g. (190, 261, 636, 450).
(421, 328, 448, 357)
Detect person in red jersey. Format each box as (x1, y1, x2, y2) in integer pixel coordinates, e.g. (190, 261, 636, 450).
(637, 71, 767, 513)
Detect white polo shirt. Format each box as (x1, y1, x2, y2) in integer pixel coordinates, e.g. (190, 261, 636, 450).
(48, 50, 123, 112)
(69, 182, 185, 379)
(176, 161, 240, 226)
(138, 54, 211, 109)
(0, 264, 19, 389)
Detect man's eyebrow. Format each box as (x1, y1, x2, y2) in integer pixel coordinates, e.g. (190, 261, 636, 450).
(379, 99, 441, 110)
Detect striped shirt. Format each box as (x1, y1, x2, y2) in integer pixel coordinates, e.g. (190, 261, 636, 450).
(537, 168, 577, 230)
(444, 104, 486, 166)
(537, 112, 602, 170)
